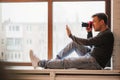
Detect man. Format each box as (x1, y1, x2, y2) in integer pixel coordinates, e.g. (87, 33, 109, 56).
(30, 13, 114, 70)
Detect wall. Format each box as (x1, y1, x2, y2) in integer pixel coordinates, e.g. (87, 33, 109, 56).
(0, 4, 6, 60)
(112, 0, 120, 70)
(0, 4, 2, 59)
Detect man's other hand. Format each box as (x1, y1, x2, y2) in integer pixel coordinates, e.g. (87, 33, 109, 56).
(66, 25, 71, 37)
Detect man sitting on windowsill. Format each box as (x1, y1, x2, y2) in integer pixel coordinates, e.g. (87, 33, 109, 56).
(30, 13, 114, 70)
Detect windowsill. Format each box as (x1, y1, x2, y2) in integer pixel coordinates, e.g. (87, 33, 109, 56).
(3, 61, 32, 66)
(5, 66, 120, 80)
(6, 66, 120, 75)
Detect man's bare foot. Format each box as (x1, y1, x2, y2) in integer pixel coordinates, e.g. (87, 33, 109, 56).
(29, 50, 40, 69)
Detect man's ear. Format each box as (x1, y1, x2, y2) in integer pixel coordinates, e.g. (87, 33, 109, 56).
(100, 20, 105, 24)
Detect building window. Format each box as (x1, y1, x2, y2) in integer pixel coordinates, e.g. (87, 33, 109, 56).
(1, 39, 4, 44)
(16, 26, 20, 31)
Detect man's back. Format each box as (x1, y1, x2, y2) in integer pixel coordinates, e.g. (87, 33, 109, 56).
(90, 29, 114, 68)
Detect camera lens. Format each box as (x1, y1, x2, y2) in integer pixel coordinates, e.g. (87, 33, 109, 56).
(82, 22, 88, 27)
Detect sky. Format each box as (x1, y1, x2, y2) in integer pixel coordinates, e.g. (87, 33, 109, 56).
(1, 1, 105, 23)
(1, 2, 48, 23)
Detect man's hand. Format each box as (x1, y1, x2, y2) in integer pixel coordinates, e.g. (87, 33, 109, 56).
(66, 25, 71, 37)
(86, 21, 92, 32)
(86, 26, 92, 32)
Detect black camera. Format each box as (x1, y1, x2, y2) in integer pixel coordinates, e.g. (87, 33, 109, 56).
(82, 21, 93, 28)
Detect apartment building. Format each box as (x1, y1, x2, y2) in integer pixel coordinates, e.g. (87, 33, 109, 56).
(1, 20, 48, 61)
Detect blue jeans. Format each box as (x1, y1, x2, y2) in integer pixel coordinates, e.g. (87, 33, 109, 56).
(38, 42, 102, 69)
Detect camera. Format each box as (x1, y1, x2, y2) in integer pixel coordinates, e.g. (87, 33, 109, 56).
(82, 21, 93, 28)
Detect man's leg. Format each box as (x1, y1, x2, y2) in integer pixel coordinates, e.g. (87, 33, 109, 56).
(56, 41, 90, 59)
(30, 50, 101, 69)
(62, 56, 101, 69)
(38, 56, 101, 69)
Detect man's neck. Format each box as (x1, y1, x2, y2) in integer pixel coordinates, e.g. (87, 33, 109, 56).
(100, 25, 108, 32)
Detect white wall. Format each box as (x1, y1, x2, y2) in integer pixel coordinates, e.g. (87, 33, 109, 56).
(0, 4, 1, 33)
(112, 0, 120, 70)
(0, 4, 6, 60)
(0, 4, 1, 24)
(0, 4, 2, 59)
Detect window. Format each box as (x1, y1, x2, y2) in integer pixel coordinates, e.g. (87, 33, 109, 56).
(0, 0, 110, 65)
(53, 1, 105, 58)
(0, 2, 48, 62)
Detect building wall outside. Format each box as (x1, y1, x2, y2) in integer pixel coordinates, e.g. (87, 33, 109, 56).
(1, 20, 48, 62)
(0, 4, 2, 60)
(112, 0, 120, 70)
(0, 4, 6, 60)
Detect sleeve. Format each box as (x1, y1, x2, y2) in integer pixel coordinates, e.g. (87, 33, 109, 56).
(87, 31, 93, 47)
(87, 31, 93, 39)
(69, 32, 107, 46)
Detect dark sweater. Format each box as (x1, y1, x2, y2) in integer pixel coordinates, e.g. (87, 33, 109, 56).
(69, 29, 114, 68)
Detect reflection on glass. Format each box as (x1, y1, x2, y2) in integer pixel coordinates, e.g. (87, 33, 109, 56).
(0, 3, 48, 62)
(53, 1, 105, 58)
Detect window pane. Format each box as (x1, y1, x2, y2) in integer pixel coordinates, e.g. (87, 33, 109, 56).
(0, 2, 48, 62)
(53, 1, 105, 58)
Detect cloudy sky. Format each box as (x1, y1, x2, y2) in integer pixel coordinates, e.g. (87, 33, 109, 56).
(1, 1, 105, 23)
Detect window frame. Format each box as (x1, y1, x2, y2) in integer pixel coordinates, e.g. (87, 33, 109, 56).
(0, 0, 111, 66)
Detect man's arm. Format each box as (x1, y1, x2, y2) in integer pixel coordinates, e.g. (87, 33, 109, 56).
(66, 25, 93, 46)
(86, 23, 93, 39)
(66, 24, 93, 39)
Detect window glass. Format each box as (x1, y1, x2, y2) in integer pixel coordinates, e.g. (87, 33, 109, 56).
(0, 2, 48, 62)
(53, 1, 105, 58)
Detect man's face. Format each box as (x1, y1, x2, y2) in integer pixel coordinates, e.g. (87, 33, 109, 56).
(92, 16, 102, 31)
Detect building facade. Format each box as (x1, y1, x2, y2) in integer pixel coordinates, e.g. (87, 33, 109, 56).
(1, 20, 48, 62)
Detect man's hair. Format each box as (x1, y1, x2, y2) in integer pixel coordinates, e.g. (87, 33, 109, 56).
(92, 13, 108, 25)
